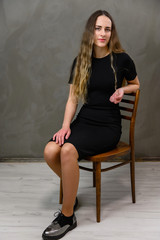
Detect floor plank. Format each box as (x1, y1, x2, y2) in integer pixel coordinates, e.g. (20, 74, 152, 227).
(0, 162, 160, 240)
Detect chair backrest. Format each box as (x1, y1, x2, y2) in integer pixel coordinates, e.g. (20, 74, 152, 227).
(119, 89, 140, 149)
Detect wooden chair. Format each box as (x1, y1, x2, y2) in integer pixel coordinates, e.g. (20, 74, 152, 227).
(59, 89, 140, 222)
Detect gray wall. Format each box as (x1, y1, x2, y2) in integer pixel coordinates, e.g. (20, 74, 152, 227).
(0, 0, 160, 159)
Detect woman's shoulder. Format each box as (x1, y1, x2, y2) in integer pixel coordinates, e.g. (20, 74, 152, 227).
(113, 52, 135, 66)
(114, 52, 133, 60)
(70, 56, 77, 71)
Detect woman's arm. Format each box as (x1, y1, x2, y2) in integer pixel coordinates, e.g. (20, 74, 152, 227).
(62, 85, 78, 128)
(53, 85, 78, 146)
(110, 76, 140, 104)
(121, 76, 140, 93)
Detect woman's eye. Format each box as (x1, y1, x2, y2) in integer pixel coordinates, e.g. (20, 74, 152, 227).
(95, 27, 111, 32)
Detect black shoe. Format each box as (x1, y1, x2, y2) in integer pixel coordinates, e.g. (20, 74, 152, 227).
(42, 211, 77, 240)
(73, 197, 78, 211)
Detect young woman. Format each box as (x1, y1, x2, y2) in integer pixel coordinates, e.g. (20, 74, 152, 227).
(42, 10, 140, 240)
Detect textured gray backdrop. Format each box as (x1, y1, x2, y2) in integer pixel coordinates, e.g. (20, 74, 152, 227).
(0, 0, 160, 159)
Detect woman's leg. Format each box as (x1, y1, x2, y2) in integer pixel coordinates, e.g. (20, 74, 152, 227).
(44, 141, 79, 216)
(42, 142, 79, 239)
(44, 141, 61, 178)
(60, 143, 79, 217)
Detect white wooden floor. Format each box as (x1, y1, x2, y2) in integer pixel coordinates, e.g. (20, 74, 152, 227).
(0, 162, 160, 240)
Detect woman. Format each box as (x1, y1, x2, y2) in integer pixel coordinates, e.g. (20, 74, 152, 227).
(42, 10, 140, 240)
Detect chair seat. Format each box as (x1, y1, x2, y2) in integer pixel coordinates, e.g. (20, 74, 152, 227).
(85, 141, 131, 162)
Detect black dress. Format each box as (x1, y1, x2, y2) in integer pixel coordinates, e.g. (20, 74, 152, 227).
(49, 52, 137, 160)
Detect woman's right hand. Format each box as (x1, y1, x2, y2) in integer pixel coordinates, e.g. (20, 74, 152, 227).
(53, 127, 71, 146)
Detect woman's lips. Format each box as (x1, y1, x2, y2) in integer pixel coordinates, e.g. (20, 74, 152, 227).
(98, 39, 106, 42)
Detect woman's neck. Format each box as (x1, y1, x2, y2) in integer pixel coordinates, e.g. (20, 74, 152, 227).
(93, 46, 110, 58)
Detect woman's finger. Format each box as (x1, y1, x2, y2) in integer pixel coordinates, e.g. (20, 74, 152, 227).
(58, 136, 62, 146)
(61, 136, 65, 145)
(53, 133, 57, 140)
(109, 95, 114, 102)
(59, 133, 66, 146)
(56, 137, 59, 144)
(65, 130, 71, 139)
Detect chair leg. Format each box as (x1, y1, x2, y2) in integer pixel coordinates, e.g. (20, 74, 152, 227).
(59, 178, 63, 204)
(93, 162, 96, 187)
(95, 162, 101, 222)
(130, 152, 136, 203)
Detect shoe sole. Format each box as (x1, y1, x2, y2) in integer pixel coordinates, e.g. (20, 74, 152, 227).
(42, 221, 77, 240)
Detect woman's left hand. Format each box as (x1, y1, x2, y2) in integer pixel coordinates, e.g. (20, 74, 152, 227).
(109, 88, 124, 104)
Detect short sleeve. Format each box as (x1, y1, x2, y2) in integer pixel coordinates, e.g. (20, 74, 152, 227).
(68, 57, 77, 84)
(123, 54, 137, 81)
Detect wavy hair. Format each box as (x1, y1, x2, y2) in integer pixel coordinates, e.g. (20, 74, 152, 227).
(71, 10, 125, 102)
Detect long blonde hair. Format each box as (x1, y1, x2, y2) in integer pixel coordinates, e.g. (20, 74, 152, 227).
(72, 10, 125, 103)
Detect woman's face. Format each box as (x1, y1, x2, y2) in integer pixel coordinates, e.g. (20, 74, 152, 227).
(94, 15, 112, 48)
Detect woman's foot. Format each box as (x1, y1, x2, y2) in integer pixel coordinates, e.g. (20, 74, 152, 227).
(42, 211, 77, 240)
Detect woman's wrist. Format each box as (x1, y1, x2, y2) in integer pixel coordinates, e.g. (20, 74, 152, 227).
(62, 123, 70, 129)
(119, 87, 125, 93)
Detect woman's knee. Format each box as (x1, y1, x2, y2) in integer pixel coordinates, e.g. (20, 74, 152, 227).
(44, 142, 60, 162)
(60, 143, 79, 162)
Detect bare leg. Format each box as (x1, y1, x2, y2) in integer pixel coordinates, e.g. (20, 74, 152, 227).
(44, 141, 79, 217)
(60, 143, 79, 217)
(44, 142, 61, 178)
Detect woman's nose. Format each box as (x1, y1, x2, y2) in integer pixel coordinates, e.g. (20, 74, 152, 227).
(100, 29, 105, 36)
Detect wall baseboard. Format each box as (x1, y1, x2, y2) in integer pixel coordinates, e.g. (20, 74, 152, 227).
(0, 157, 160, 162)
(0, 158, 44, 162)
(136, 157, 160, 162)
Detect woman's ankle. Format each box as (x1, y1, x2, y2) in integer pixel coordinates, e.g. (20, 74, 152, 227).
(61, 208, 73, 217)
